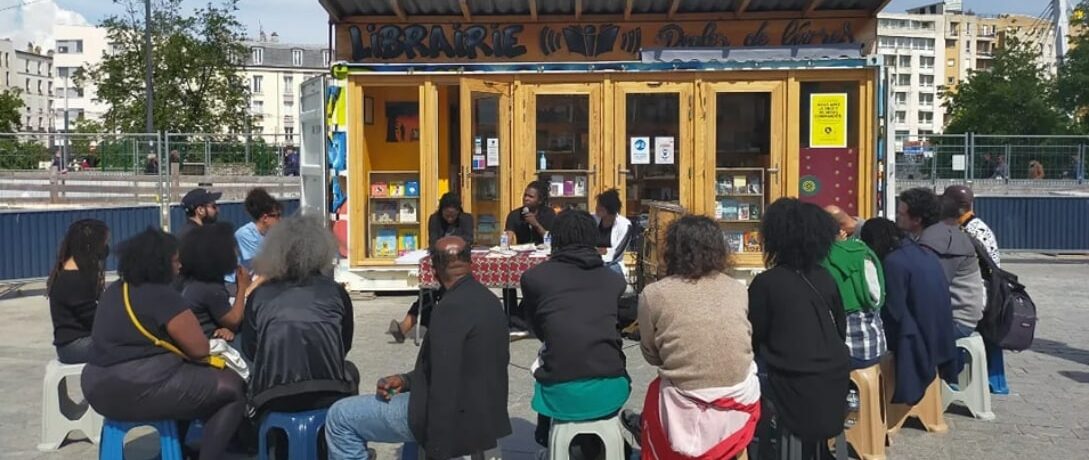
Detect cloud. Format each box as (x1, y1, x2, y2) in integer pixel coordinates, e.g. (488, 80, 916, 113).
(0, 0, 91, 51)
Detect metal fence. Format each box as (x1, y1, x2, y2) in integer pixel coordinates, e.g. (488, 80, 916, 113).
(893, 134, 1088, 195)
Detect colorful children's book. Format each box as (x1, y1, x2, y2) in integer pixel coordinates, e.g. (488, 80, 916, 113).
(398, 229, 419, 255)
(389, 181, 405, 197)
(399, 200, 418, 223)
(405, 180, 420, 197)
(370, 181, 388, 198)
(744, 230, 761, 253)
(374, 229, 397, 257)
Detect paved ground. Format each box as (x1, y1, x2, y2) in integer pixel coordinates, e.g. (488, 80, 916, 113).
(2, 258, 1088, 459)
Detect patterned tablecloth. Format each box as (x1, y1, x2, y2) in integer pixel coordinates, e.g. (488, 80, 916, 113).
(418, 252, 548, 289)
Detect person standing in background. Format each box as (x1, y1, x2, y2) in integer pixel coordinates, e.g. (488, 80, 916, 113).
(178, 188, 222, 237)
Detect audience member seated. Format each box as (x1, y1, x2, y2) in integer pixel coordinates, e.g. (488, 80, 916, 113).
(898, 188, 985, 340)
(821, 207, 887, 370)
(82, 228, 245, 460)
(749, 198, 849, 456)
(48, 219, 110, 364)
(179, 222, 250, 341)
(594, 188, 633, 277)
(226, 188, 283, 286)
(387, 193, 474, 343)
(634, 215, 760, 460)
(861, 218, 958, 404)
(519, 209, 630, 457)
(242, 215, 359, 419)
(325, 236, 511, 460)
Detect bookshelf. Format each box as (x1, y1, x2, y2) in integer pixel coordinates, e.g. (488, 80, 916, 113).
(368, 171, 421, 259)
(715, 167, 766, 255)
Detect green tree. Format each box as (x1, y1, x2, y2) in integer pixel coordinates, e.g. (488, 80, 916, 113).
(1057, 2, 1089, 133)
(0, 88, 23, 133)
(80, 0, 252, 134)
(943, 37, 1068, 135)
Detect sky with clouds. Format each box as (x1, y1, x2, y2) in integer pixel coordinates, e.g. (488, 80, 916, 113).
(0, 0, 1063, 50)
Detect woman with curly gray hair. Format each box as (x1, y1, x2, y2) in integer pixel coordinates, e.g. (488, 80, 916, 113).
(241, 215, 359, 419)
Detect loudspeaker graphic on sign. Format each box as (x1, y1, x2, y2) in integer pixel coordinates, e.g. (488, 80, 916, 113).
(540, 27, 564, 55)
(620, 29, 642, 54)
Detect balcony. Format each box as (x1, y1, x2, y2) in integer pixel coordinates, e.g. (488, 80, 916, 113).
(283, 92, 294, 104)
(283, 115, 295, 126)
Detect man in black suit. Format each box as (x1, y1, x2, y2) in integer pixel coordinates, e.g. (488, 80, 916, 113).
(325, 236, 511, 460)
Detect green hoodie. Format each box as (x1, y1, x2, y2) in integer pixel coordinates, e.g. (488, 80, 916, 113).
(821, 239, 885, 314)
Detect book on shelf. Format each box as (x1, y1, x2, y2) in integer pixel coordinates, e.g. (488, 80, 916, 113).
(715, 178, 734, 196)
(405, 180, 420, 197)
(715, 201, 724, 219)
(721, 199, 739, 221)
(374, 229, 398, 257)
(477, 214, 497, 235)
(574, 176, 587, 197)
(389, 181, 405, 197)
(370, 181, 388, 198)
(747, 174, 763, 195)
(548, 177, 563, 198)
(398, 229, 419, 256)
(563, 179, 574, 197)
(398, 200, 417, 223)
(723, 231, 744, 253)
(750, 203, 762, 221)
(739, 204, 750, 221)
(744, 230, 761, 253)
(373, 201, 398, 223)
(732, 175, 747, 191)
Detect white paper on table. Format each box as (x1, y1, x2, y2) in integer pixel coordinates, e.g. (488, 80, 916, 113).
(486, 138, 500, 166)
(395, 249, 430, 264)
(630, 137, 650, 165)
(654, 136, 675, 164)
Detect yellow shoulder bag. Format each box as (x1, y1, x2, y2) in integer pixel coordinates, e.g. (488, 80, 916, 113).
(123, 282, 226, 369)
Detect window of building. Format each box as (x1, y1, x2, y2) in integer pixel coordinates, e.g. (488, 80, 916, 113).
(947, 76, 956, 84)
(252, 100, 264, 114)
(5, 71, 10, 86)
(899, 55, 911, 67)
(920, 75, 935, 87)
(292, 49, 303, 67)
(919, 93, 935, 107)
(57, 67, 70, 78)
(919, 111, 934, 124)
(284, 75, 294, 92)
(894, 111, 907, 123)
(883, 55, 896, 67)
(252, 75, 263, 93)
(920, 56, 935, 69)
(285, 126, 294, 143)
(947, 58, 955, 67)
(895, 130, 910, 144)
(37, 80, 42, 94)
(897, 74, 911, 85)
(56, 40, 83, 54)
(37, 62, 42, 74)
(894, 92, 908, 105)
(251, 47, 264, 65)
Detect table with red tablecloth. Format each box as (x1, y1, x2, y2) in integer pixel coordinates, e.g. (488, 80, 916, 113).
(414, 252, 548, 344)
(417, 252, 549, 289)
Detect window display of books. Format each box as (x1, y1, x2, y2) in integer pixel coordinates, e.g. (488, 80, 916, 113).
(370, 171, 420, 258)
(546, 174, 589, 199)
(716, 168, 765, 254)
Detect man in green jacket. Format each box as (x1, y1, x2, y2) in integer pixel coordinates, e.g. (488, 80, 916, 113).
(822, 206, 887, 369)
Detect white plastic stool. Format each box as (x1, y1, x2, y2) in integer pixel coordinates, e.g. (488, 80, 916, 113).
(408, 443, 502, 460)
(941, 333, 995, 420)
(38, 360, 102, 451)
(548, 417, 624, 460)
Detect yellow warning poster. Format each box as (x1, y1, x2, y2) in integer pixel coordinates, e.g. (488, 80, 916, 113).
(809, 93, 848, 148)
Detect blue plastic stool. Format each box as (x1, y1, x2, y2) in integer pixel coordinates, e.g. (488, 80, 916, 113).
(985, 341, 1010, 395)
(258, 409, 329, 460)
(98, 419, 183, 460)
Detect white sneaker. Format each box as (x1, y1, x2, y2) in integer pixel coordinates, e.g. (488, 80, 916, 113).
(536, 448, 549, 460)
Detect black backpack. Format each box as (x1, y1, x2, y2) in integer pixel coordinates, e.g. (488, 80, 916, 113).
(968, 235, 1037, 351)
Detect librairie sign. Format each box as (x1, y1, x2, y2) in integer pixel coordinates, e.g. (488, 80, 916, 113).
(335, 18, 871, 63)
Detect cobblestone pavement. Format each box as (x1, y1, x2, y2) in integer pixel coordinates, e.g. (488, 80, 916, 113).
(1, 259, 1086, 459)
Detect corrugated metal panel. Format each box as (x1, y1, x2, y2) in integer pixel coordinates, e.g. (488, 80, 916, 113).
(747, 0, 806, 12)
(975, 197, 1089, 252)
(820, 0, 875, 10)
(679, 0, 740, 14)
(0, 199, 301, 281)
(0, 206, 160, 281)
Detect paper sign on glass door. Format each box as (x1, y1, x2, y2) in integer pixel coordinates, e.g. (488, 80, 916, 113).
(486, 138, 500, 166)
(654, 137, 675, 164)
(631, 137, 650, 165)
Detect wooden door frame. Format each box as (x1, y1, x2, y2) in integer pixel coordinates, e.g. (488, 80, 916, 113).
(459, 78, 514, 225)
(700, 79, 786, 267)
(611, 81, 696, 215)
(515, 82, 604, 209)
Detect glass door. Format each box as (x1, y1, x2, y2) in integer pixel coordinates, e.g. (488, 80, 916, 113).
(523, 84, 602, 212)
(613, 82, 693, 221)
(460, 79, 511, 247)
(703, 80, 785, 264)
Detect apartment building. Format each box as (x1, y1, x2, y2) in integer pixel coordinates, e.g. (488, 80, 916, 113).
(877, 13, 946, 149)
(2, 41, 55, 134)
(243, 33, 329, 144)
(52, 25, 110, 132)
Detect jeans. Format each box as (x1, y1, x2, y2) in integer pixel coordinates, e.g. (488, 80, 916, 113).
(56, 336, 94, 364)
(952, 322, 975, 340)
(326, 393, 415, 460)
